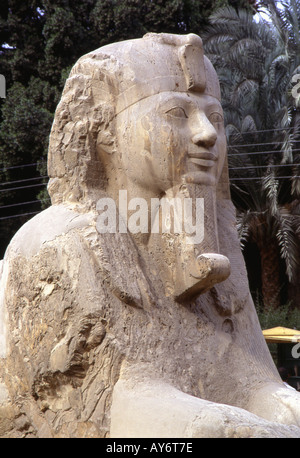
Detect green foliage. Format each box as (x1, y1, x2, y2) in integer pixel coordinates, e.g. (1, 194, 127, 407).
(0, 82, 52, 164)
(255, 301, 300, 365)
(215, 0, 258, 12)
(256, 301, 300, 330)
(203, 4, 300, 308)
(90, 0, 217, 42)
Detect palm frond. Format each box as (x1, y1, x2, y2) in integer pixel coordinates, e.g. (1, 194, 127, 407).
(262, 171, 279, 216)
(276, 210, 300, 282)
(236, 210, 251, 249)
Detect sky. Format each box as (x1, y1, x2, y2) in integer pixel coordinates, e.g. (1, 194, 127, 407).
(254, 1, 285, 22)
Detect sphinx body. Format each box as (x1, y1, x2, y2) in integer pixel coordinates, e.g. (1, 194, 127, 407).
(0, 33, 300, 438)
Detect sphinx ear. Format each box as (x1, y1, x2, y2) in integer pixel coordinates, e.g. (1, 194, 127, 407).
(96, 129, 117, 156)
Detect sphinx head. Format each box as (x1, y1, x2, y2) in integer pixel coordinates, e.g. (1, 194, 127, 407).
(47, 33, 227, 206)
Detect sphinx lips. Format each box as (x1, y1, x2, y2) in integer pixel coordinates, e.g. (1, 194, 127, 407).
(188, 152, 217, 167)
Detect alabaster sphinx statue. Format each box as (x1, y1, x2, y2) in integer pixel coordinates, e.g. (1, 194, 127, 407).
(0, 33, 300, 438)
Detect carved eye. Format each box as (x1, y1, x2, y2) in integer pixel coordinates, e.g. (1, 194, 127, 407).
(209, 112, 223, 125)
(165, 107, 188, 118)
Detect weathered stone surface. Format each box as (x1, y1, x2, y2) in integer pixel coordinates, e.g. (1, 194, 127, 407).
(0, 32, 300, 438)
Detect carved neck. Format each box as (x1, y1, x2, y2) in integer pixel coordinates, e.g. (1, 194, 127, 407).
(148, 182, 220, 254)
(106, 175, 220, 252)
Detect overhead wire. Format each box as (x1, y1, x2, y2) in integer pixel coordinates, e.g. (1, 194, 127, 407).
(227, 140, 300, 148)
(1, 129, 299, 220)
(0, 176, 48, 187)
(226, 126, 296, 134)
(229, 163, 300, 170)
(0, 182, 47, 193)
(2, 151, 298, 185)
(0, 211, 40, 221)
(0, 199, 42, 210)
(228, 150, 300, 156)
(0, 161, 46, 172)
(230, 176, 300, 180)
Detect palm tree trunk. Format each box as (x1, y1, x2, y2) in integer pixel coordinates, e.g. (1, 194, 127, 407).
(258, 237, 281, 309)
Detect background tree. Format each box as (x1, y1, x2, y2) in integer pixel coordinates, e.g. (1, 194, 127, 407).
(203, 4, 300, 309)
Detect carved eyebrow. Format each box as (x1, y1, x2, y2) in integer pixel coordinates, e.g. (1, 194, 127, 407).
(165, 93, 194, 104)
(159, 99, 191, 112)
(157, 94, 193, 112)
(161, 95, 222, 114)
(205, 100, 223, 113)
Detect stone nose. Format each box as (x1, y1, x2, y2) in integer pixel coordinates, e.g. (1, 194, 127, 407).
(191, 114, 217, 148)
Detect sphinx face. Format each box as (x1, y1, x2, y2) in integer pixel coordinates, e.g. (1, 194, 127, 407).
(114, 91, 227, 194)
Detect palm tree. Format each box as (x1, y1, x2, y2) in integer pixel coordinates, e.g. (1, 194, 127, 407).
(261, 0, 300, 191)
(203, 4, 300, 308)
(235, 169, 300, 308)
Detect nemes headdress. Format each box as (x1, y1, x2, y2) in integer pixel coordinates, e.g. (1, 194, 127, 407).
(47, 33, 228, 206)
(75, 33, 221, 114)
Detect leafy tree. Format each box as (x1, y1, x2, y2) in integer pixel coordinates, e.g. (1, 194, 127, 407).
(215, 0, 259, 12)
